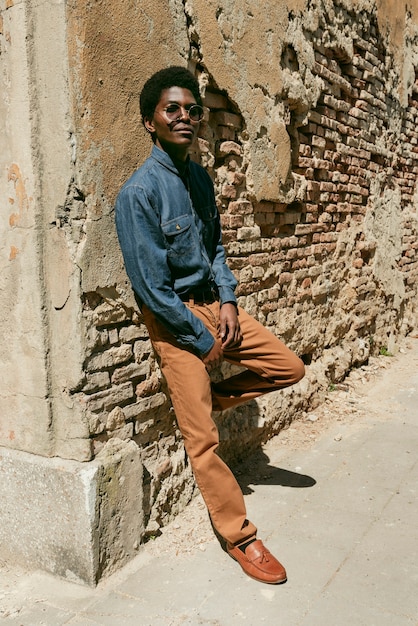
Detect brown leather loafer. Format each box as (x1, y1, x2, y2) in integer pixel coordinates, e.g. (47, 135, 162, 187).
(227, 539, 287, 584)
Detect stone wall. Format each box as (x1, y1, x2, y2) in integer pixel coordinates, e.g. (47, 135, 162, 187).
(1, 0, 417, 583)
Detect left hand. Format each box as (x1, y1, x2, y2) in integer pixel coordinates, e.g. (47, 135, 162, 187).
(219, 303, 242, 349)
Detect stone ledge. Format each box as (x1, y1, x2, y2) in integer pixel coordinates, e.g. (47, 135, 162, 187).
(0, 439, 144, 586)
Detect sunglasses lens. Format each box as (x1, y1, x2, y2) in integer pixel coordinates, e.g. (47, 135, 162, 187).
(165, 104, 181, 120)
(188, 105, 204, 121)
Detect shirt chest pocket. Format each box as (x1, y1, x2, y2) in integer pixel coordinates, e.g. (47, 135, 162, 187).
(161, 214, 195, 256)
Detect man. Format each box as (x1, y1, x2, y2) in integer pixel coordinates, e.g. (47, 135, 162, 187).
(115, 66, 305, 584)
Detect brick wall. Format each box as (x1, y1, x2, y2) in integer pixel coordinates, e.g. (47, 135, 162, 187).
(74, 5, 417, 538)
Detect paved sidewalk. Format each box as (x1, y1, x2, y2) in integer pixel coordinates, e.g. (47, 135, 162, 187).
(1, 338, 418, 626)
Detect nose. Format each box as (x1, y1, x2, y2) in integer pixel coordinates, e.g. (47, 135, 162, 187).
(176, 107, 191, 121)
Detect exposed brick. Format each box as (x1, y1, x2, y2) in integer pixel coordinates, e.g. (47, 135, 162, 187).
(221, 184, 237, 199)
(85, 382, 134, 414)
(93, 302, 132, 327)
(85, 327, 109, 352)
(237, 225, 261, 241)
(108, 328, 119, 345)
(203, 91, 230, 109)
(212, 111, 242, 129)
(111, 361, 150, 385)
(227, 171, 246, 186)
(222, 214, 244, 229)
(217, 141, 242, 157)
(124, 393, 168, 422)
(106, 406, 126, 431)
(295, 224, 315, 236)
(86, 344, 133, 372)
(133, 339, 153, 361)
(277, 271, 293, 286)
(216, 126, 236, 140)
(83, 371, 111, 394)
(312, 135, 327, 148)
(119, 325, 149, 343)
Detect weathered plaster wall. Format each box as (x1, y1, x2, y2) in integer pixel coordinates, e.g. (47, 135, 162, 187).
(0, 1, 53, 456)
(1, 0, 417, 583)
(0, 0, 91, 460)
(66, 0, 191, 297)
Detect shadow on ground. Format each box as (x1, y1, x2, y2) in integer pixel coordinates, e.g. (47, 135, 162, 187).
(235, 449, 316, 495)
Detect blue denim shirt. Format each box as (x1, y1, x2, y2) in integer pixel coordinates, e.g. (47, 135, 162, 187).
(115, 145, 238, 356)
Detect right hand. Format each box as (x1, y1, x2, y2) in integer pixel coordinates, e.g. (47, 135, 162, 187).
(202, 340, 223, 372)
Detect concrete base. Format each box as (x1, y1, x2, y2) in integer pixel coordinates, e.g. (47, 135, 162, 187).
(0, 439, 144, 586)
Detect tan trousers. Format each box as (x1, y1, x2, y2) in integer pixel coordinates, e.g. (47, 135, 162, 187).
(142, 301, 305, 545)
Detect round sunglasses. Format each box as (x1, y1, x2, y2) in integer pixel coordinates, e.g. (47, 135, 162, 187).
(159, 103, 204, 122)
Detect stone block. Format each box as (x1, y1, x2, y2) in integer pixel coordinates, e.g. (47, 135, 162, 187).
(85, 382, 134, 413)
(124, 392, 167, 421)
(86, 344, 133, 372)
(212, 110, 242, 129)
(217, 140, 242, 157)
(93, 301, 132, 327)
(119, 324, 149, 343)
(111, 361, 149, 385)
(0, 440, 144, 585)
(202, 91, 229, 110)
(84, 371, 111, 393)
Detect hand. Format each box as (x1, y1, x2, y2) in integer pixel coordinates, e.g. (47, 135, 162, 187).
(202, 340, 223, 372)
(219, 303, 242, 349)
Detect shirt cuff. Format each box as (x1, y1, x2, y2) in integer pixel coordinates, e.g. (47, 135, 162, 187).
(218, 285, 237, 307)
(194, 328, 215, 357)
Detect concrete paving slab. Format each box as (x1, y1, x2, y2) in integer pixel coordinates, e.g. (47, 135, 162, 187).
(334, 520, 418, 616)
(0, 602, 74, 625)
(81, 591, 151, 626)
(380, 476, 418, 528)
(301, 592, 416, 626)
(4, 570, 99, 613)
(281, 503, 374, 551)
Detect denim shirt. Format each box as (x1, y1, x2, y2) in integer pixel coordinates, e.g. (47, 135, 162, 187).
(115, 145, 238, 356)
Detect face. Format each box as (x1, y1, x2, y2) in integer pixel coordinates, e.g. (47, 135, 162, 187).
(144, 87, 200, 161)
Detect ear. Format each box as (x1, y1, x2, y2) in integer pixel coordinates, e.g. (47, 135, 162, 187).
(144, 117, 155, 134)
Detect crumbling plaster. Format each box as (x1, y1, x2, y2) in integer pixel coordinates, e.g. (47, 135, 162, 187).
(68, 0, 418, 291)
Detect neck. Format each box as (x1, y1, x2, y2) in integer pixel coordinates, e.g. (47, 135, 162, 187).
(155, 139, 189, 163)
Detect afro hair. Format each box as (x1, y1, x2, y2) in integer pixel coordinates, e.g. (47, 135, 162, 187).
(139, 66, 202, 126)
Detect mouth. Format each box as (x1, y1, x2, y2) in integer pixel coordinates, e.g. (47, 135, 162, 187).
(171, 121, 194, 134)
(174, 130, 195, 143)
(175, 126, 194, 136)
